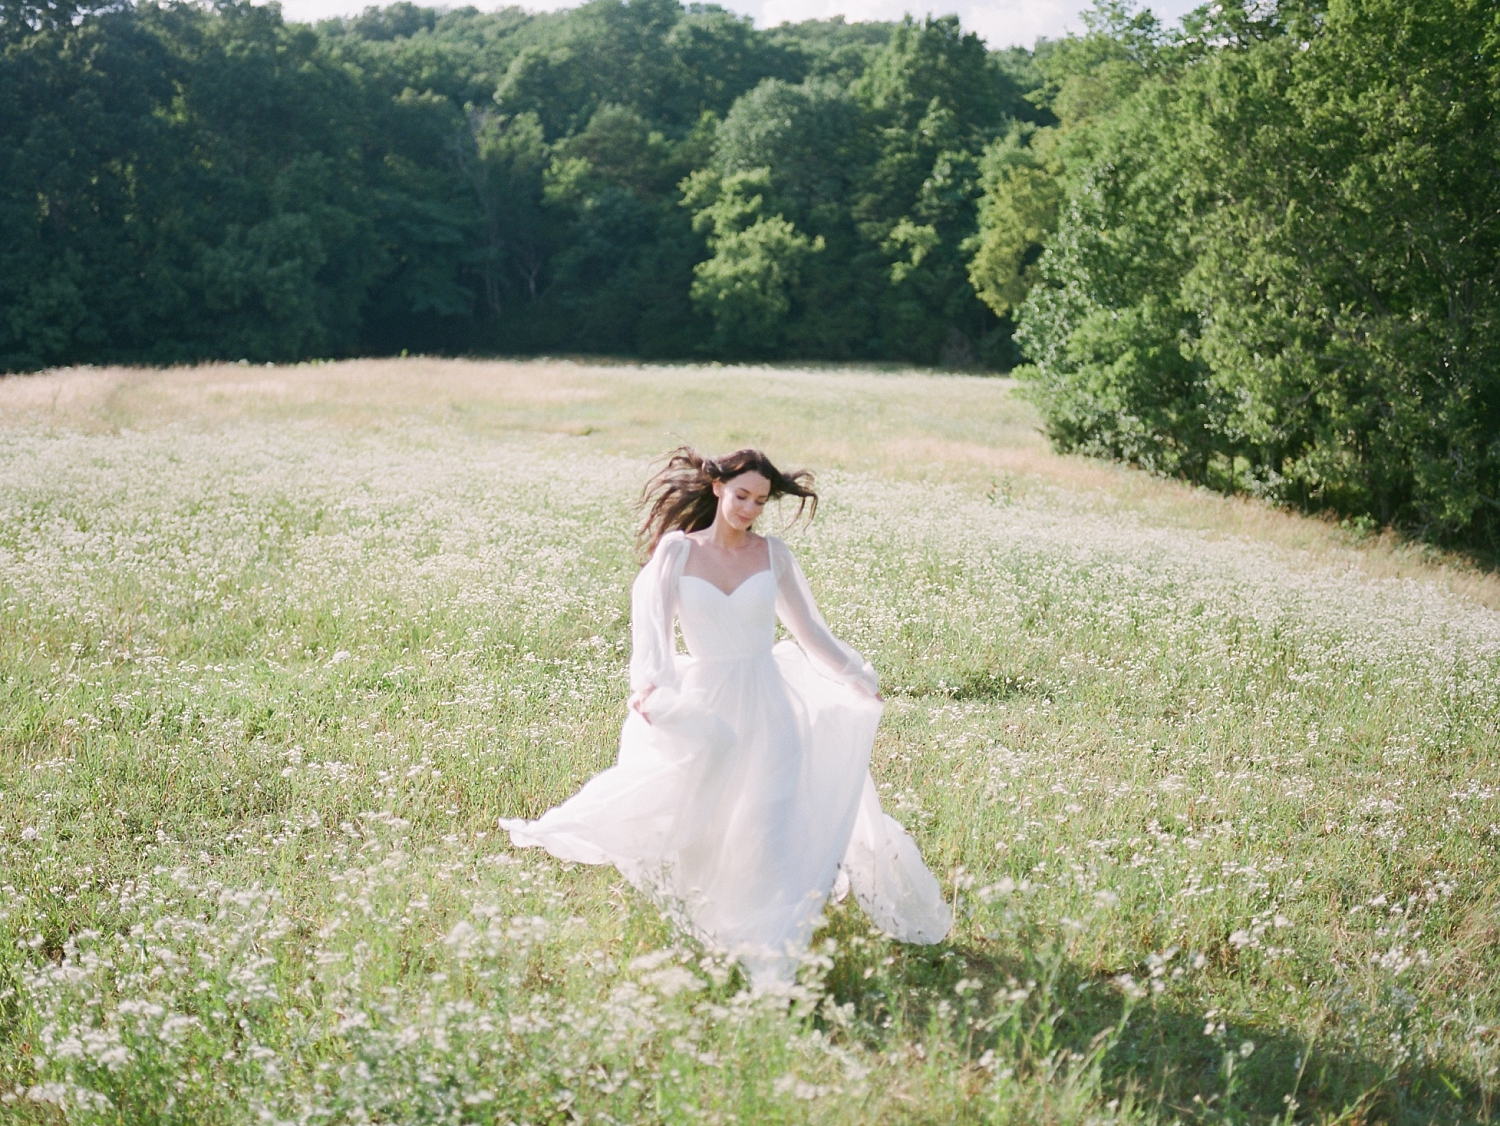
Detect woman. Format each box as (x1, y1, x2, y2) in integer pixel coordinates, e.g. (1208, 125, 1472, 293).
(500, 448, 950, 988)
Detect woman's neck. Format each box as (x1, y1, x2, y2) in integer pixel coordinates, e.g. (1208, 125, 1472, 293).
(705, 519, 752, 550)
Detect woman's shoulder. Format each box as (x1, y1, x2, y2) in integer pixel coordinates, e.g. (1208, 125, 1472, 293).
(651, 530, 692, 562)
(763, 533, 796, 570)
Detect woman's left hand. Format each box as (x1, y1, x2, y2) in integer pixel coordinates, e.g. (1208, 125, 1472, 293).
(628, 686, 656, 723)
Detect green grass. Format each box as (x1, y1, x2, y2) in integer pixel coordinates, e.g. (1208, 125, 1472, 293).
(1, 359, 1498, 1124)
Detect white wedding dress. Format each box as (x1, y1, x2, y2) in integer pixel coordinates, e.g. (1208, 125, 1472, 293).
(500, 531, 950, 987)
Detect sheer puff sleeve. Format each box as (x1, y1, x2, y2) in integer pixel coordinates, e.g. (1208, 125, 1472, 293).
(628, 531, 690, 694)
(768, 536, 879, 697)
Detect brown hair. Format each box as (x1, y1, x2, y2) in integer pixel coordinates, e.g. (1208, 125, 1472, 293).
(638, 446, 818, 556)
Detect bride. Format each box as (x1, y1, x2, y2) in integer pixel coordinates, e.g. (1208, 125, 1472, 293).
(500, 447, 950, 988)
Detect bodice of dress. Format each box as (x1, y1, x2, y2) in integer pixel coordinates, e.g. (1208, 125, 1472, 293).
(677, 571, 777, 660)
(629, 531, 880, 698)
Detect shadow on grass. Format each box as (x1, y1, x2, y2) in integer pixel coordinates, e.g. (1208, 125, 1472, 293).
(813, 907, 1487, 1125)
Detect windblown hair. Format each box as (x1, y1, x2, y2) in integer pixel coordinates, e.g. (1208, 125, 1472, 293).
(638, 446, 818, 557)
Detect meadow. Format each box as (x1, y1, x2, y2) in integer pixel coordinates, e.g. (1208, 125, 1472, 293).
(2, 358, 1499, 1124)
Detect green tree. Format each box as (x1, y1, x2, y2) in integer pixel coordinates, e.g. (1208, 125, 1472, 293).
(965, 124, 1063, 320)
(495, 0, 711, 139)
(966, 2, 1173, 330)
(1016, 0, 1500, 546)
(539, 104, 709, 355)
(662, 6, 803, 122)
(451, 107, 552, 317)
(715, 78, 864, 223)
(766, 15, 892, 86)
(0, 0, 117, 43)
(850, 15, 1019, 363)
(0, 0, 1042, 372)
(712, 77, 877, 357)
(1182, 0, 1500, 537)
(683, 168, 823, 355)
(0, 6, 173, 368)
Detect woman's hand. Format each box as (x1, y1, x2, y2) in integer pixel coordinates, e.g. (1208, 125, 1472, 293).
(627, 685, 656, 724)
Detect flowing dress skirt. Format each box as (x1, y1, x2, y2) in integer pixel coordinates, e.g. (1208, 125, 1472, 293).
(502, 613, 951, 987)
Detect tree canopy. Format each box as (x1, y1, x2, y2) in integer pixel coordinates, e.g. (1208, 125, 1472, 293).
(1, 0, 1027, 370)
(991, 0, 1500, 549)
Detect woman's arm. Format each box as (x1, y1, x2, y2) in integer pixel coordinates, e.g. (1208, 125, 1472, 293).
(769, 538, 880, 697)
(627, 533, 688, 712)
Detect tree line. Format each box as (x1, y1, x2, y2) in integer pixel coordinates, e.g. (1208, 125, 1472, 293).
(991, 0, 1500, 550)
(3, 0, 1497, 547)
(0, 0, 1042, 369)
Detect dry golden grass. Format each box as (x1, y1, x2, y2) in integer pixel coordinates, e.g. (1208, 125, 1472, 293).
(5, 356, 1497, 607)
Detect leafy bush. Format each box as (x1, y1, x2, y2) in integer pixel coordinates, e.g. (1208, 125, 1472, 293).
(1010, 0, 1500, 547)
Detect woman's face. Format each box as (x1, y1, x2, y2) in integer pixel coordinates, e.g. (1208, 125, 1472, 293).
(713, 471, 772, 532)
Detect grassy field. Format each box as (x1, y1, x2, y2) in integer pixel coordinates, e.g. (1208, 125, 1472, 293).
(2, 358, 1499, 1124)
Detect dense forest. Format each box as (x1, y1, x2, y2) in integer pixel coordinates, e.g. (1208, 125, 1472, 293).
(0, 0, 1040, 369)
(2, 0, 1498, 546)
(1001, 0, 1500, 550)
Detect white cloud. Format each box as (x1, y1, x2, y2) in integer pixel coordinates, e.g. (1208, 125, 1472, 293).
(268, 0, 1208, 49)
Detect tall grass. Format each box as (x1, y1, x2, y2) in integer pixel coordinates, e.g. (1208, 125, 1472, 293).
(1, 360, 1498, 1123)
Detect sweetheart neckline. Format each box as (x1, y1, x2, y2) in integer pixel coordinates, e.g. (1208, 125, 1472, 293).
(680, 569, 773, 599)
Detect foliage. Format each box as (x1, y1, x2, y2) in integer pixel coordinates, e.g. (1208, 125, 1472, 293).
(966, 1, 1167, 329)
(0, 1, 454, 367)
(684, 167, 823, 354)
(1006, 0, 1500, 549)
(0, 0, 1024, 371)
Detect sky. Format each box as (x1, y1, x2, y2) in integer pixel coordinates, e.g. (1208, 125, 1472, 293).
(267, 0, 1210, 50)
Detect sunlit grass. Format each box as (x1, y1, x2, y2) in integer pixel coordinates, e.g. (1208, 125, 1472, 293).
(1, 359, 1498, 1123)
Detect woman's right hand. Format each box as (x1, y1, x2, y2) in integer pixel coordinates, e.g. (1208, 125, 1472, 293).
(627, 685, 656, 723)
